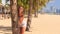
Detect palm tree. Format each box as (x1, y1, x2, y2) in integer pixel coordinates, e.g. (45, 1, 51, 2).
(34, 0, 39, 17)
(27, 0, 50, 31)
(26, 0, 33, 31)
(34, 0, 49, 17)
(10, 0, 18, 34)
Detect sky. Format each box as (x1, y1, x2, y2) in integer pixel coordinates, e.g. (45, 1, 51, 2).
(43, 0, 60, 10)
(2, 0, 60, 8)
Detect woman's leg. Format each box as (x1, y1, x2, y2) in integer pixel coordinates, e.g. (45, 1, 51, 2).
(20, 27, 26, 34)
(19, 20, 27, 34)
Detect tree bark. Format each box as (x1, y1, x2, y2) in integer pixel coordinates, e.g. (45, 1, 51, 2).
(34, 7, 38, 17)
(26, 0, 33, 31)
(34, 0, 38, 17)
(10, 0, 18, 34)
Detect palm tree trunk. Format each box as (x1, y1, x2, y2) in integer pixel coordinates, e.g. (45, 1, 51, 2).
(26, 0, 33, 31)
(10, 0, 18, 34)
(34, 7, 38, 17)
(2, 7, 4, 17)
(34, 0, 38, 17)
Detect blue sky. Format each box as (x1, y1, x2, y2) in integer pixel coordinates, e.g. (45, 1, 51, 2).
(44, 0, 60, 9)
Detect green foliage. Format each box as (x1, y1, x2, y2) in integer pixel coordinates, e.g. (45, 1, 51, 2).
(0, 0, 2, 3)
(18, 0, 29, 11)
(17, 0, 49, 14)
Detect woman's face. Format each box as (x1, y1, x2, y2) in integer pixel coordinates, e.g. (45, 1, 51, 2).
(20, 7, 24, 12)
(19, 7, 24, 16)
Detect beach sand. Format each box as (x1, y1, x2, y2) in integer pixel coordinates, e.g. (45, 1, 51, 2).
(0, 14, 60, 34)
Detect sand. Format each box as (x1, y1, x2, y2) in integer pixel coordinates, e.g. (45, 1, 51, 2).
(0, 14, 60, 34)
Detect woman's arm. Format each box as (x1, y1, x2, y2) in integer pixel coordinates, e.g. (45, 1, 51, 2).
(18, 16, 24, 26)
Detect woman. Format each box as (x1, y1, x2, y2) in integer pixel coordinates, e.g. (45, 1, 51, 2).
(18, 6, 27, 34)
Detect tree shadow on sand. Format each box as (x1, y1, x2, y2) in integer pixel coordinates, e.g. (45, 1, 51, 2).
(0, 26, 12, 34)
(0, 26, 12, 31)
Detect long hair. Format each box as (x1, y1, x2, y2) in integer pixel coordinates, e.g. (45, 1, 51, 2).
(18, 6, 24, 17)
